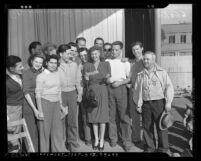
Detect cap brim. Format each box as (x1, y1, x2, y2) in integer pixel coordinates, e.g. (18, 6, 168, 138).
(159, 111, 169, 131)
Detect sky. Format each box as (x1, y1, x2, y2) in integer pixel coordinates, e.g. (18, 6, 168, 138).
(160, 4, 192, 24)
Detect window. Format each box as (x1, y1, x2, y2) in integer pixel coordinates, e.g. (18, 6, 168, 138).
(169, 35, 175, 44)
(179, 52, 192, 56)
(181, 35, 186, 43)
(162, 52, 175, 56)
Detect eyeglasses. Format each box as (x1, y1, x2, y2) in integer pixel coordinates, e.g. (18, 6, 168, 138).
(104, 49, 111, 52)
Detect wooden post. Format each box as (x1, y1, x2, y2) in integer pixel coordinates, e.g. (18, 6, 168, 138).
(154, 9, 161, 65)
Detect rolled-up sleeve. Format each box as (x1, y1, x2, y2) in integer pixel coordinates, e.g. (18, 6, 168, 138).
(164, 72, 174, 104)
(133, 74, 143, 108)
(35, 74, 44, 98)
(125, 62, 131, 78)
(76, 64, 83, 95)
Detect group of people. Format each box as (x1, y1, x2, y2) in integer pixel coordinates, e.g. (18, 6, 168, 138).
(6, 36, 175, 155)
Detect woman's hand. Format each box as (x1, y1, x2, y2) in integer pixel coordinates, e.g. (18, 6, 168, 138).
(61, 106, 68, 119)
(34, 109, 40, 120)
(38, 111, 44, 120)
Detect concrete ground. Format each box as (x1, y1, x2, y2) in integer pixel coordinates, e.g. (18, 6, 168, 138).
(16, 95, 193, 156)
(73, 96, 193, 155)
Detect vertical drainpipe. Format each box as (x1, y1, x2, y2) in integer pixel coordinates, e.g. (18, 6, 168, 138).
(155, 9, 161, 65)
(122, 9, 125, 58)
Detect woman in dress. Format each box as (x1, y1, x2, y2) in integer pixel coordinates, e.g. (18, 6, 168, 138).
(35, 54, 68, 152)
(22, 53, 45, 152)
(83, 46, 110, 152)
(6, 55, 24, 152)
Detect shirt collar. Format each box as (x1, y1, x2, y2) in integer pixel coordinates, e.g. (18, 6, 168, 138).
(6, 69, 22, 87)
(30, 67, 44, 73)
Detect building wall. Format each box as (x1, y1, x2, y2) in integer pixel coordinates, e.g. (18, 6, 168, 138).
(161, 55, 192, 90)
(161, 23, 192, 90)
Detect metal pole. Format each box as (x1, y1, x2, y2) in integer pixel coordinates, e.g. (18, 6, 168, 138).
(154, 9, 161, 65)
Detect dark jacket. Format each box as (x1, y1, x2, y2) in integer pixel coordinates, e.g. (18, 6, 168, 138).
(6, 74, 24, 106)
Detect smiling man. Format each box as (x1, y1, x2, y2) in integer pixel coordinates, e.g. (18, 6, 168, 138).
(129, 41, 145, 149)
(57, 44, 83, 152)
(133, 51, 174, 155)
(106, 41, 132, 152)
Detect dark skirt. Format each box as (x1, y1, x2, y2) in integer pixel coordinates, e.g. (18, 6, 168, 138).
(86, 84, 109, 123)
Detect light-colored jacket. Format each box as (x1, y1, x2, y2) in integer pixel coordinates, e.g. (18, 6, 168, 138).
(133, 64, 174, 108)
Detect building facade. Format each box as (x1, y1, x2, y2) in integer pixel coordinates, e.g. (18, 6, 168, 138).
(161, 23, 192, 90)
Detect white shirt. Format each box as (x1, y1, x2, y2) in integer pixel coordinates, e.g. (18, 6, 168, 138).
(106, 59, 130, 83)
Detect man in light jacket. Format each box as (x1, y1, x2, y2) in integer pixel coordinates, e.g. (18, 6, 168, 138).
(133, 51, 174, 155)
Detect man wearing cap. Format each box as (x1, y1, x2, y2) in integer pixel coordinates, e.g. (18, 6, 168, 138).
(133, 51, 174, 155)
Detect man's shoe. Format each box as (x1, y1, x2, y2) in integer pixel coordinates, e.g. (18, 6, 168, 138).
(68, 144, 78, 152)
(133, 141, 145, 150)
(85, 140, 92, 146)
(124, 145, 132, 152)
(109, 142, 117, 148)
(74, 142, 80, 148)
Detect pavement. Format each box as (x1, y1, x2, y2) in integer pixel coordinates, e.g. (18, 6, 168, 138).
(72, 95, 193, 155)
(16, 95, 193, 156)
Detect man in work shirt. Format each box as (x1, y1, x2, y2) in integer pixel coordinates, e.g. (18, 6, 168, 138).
(57, 44, 83, 152)
(133, 51, 174, 155)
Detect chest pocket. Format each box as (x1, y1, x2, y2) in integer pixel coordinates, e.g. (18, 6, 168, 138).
(151, 76, 161, 87)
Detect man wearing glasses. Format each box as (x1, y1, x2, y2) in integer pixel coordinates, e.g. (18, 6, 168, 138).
(103, 43, 113, 60)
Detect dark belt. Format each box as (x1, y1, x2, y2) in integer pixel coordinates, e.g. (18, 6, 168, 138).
(143, 98, 165, 103)
(89, 82, 106, 86)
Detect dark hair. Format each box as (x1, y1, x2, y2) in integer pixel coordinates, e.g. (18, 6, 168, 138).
(89, 46, 104, 62)
(28, 41, 42, 55)
(28, 53, 45, 67)
(6, 55, 22, 69)
(57, 44, 71, 54)
(76, 37, 86, 44)
(68, 42, 78, 50)
(103, 42, 112, 48)
(78, 47, 88, 54)
(130, 41, 143, 49)
(112, 41, 123, 49)
(45, 54, 60, 68)
(94, 37, 104, 45)
(78, 47, 89, 62)
(42, 42, 57, 55)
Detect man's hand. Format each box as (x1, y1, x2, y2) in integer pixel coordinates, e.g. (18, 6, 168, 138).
(165, 102, 171, 112)
(77, 94, 82, 103)
(61, 106, 68, 119)
(126, 84, 131, 89)
(136, 106, 142, 113)
(112, 81, 122, 88)
(38, 111, 44, 120)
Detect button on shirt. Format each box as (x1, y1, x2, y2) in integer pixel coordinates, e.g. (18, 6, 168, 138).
(142, 68, 164, 101)
(58, 62, 82, 95)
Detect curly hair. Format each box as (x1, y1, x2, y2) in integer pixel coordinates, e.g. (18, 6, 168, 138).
(89, 46, 104, 62)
